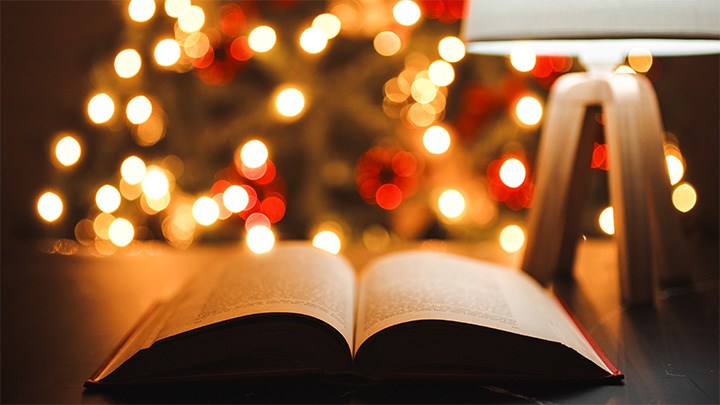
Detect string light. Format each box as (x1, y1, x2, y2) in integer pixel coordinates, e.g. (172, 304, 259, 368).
(299, 27, 328, 54)
(312, 230, 342, 254)
(665, 154, 684, 186)
(411, 78, 438, 104)
(54, 135, 82, 167)
(499, 224, 525, 253)
(95, 185, 122, 214)
(192, 196, 220, 226)
(177, 5, 205, 33)
(222, 185, 250, 213)
(126, 95, 153, 125)
(438, 36, 465, 63)
(427, 60, 455, 87)
(438, 189, 465, 219)
(114, 49, 142, 78)
(246, 225, 275, 254)
(142, 166, 170, 199)
(515, 96, 543, 126)
(598, 207, 615, 235)
(672, 183, 697, 213)
(108, 218, 134, 247)
(628, 47, 653, 73)
(510, 47, 536, 72)
(615, 65, 636, 74)
(393, 0, 421, 26)
(498, 158, 526, 188)
(312, 13, 341, 39)
(248, 25, 276, 53)
(128, 0, 156, 22)
(423, 125, 451, 154)
(87, 93, 115, 124)
(239, 140, 269, 169)
(37, 191, 63, 223)
(154, 39, 181, 66)
(164, 0, 190, 18)
(373, 31, 401, 56)
(275, 87, 306, 118)
(121, 156, 147, 185)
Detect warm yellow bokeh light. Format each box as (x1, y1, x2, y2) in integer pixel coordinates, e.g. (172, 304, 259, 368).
(222, 185, 250, 213)
(499, 158, 526, 188)
(510, 47, 536, 72)
(164, 0, 190, 18)
(373, 31, 402, 57)
(87, 93, 115, 124)
(114, 49, 142, 78)
(154, 38, 181, 66)
(312, 13, 341, 39)
(393, 0, 421, 26)
(143, 193, 171, 213)
(128, 0, 156, 22)
(423, 125, 451, 155)
(615, 65, 636, 74)
(299, 27, 328, 54)
(246, 225, 276, 254)
(515, 96, 543, 126)
(177, 5, 205, 33)
(142, 166, 170, 199)
(183, 32, 210, 58)
(438, 189, 465, 219)
(37, 191, 63, 222)
(499, 224, 525, 253)
(248, 25, 277, 53)
(96, 184, 121, 214)
(54, 135, 82, 167)
(411, 78, 438, 104)
(672, 183, 697, 213)
(121, 156, 147, 185)
(192, 196, 220, 226)
(240, 140, 269, 169)
(665, 155, 684, 186)
(428, 60, 455, 87)
(126, 95, 153, 125)
(108, 218, 135, 247)
(312, 230, 342, 254)
(628, 47, 653, 73)
(275, 87, 306, 118)
(93, 212, 115, 240)
(438, 36, 465, 63)
(599, 206, 615, 235)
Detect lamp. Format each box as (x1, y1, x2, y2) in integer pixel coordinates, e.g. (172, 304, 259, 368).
(462, 0, 720, 304)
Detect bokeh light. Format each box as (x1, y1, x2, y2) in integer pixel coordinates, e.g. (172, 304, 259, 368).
(312, 230, 342, 254)
(177, 5, 205, 33)
(108, 218, 134, 247)
(438, 189, 465, 219)
(438, 36, 465, 63)
(312, 13, 341, 39)
(423, 125, 451, 155)
(121, 156, 147, 185)
(499, 224, 525, 253)
(672, 183, 697, 213)
(128, 0, 155, 22)
(164, 0, 190, 18)
(628, 47, 653, 73)
(374, 31, 402, 56)
(299, 27, 328, 54)
(126, 95, 153, 125)
(223, 185, 250, 213)
(54, 135, 82, 167)
(510, 47, 536, 72)
(37, 191, 63, 222)
(411, 78, 438, 104)
(275, 87, 305, 118)
(248, 25, 276, 53)
(427, 60, 454, 87)
(499, 158, 526, 188)
(515, 96, 543, 126)
(114, 49, 142, 78)
(240, 140, 269, 169)
(615, 65, 636, 74)
(376, 184, 403, 210)
(599, 206, 615, 235)
(154, 38, 181, 66)
(87, 93, 115, 124)
(665, 154, 684, 186)
(96, 184, 121, 214)
(246, 225, 275, 254)
(93, 212, 115, 240)
(192, 196, 220, 226)
(393, 0, 421, 26)
(142, 166, 170, 199)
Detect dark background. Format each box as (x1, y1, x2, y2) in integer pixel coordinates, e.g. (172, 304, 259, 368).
(2, 1, 718, 247)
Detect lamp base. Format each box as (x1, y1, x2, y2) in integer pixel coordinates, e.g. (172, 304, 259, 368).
(522, 71, 688, 305)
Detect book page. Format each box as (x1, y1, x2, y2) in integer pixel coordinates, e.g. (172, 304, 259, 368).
(354, 251, 610, 372)
(155, 243, 356, 348)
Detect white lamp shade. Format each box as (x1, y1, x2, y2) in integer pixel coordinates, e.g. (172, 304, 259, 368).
(463, 0, 720, 57)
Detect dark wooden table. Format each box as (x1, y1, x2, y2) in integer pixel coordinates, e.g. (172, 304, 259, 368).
(2, 238, 717, 403)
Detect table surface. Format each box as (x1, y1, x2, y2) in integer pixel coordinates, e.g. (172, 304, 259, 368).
(2, 238, 717, 404)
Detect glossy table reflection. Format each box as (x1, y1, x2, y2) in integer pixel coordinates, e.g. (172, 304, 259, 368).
(1, 239, 717, 403)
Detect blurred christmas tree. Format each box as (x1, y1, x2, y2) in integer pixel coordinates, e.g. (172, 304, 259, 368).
(36, 0, 697, 255)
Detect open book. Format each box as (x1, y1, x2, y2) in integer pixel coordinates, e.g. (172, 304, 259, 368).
(85, 243, 622, 387)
